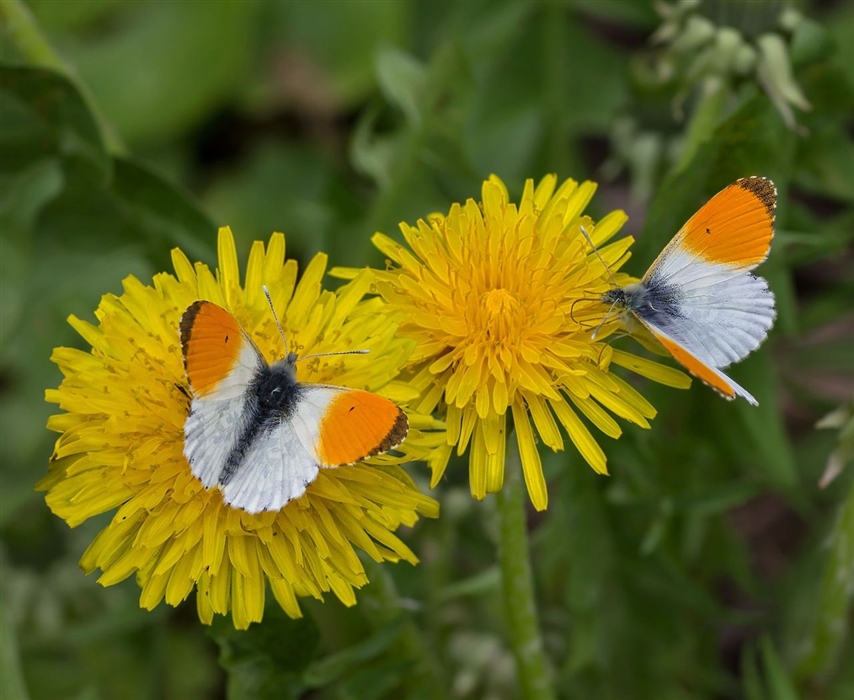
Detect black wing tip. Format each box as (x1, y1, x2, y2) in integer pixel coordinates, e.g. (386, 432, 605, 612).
(736, 176, 777, 219)
(388, 407, 410, 448)
(179, 300, 208, 349)
(368, 407, 410, 459)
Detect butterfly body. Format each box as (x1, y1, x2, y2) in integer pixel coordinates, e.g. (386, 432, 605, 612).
(604, 176, 777, 405)
(180, 300, 408, 513)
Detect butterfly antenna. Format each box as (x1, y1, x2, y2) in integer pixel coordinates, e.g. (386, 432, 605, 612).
(298, 349, 370, 362)
(263, 285, 289, 351)
(569, 295, 605, 329)
(579, 225, 619, 288)
(591, 299, 619, 341)
(263, 285, 370, 361)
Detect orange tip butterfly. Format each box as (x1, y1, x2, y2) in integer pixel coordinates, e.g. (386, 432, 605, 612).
(594, 176, 777, 405)
(179, 298, 408, 513)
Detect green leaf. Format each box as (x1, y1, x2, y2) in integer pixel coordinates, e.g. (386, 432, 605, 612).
(111, 156, 215, 267)
(302, 617, 406, 688)
(271, 0, 408, 109)
(203, 139, 365, 266)
(795, 478, 854, 680)
(337, 658, 415, 700)
(0, 63, 108, 179)
(0, 158, 63, 350)
(208, 604, 319, 700)
(68, 1, 259, 145)
(730, 351, 797, 488)
(26, 0, 126, 33)
(351, 102, 401, 190)
(436, 566, 500, 603)
(741, 647, 767, 700)
(376, 47, 426, 126)
(0, 585, 29, 700)
(668, 481, 761, 516)
(759, 636, 799, 700)
(825, 1, 854, 88)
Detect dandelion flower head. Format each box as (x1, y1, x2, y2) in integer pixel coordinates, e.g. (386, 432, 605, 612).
(339, 175, 689, 510)
(39, 227, 443, 629)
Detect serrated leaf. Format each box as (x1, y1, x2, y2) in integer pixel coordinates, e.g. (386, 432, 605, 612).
(337, 658, 415, 700)
(303, 618, 406, 688)
(208, 604, 319, 700)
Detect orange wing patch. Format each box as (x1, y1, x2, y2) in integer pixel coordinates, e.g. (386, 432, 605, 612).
(679, 176, 776, 267)
(317, 390, 408, 466)
(652, 332, 736, 400)
(180, 301, 244, 396)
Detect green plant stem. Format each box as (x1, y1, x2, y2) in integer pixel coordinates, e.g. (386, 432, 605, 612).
(0, 0, 125, 154)
(496, 437, 555, 700)
(0, 0, 63, 69)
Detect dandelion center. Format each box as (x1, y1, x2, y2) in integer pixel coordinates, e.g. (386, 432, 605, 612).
(478, 288, 523, 345)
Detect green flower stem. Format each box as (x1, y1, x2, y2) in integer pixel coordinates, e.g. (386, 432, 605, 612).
(496, 437, 555, 700)
(0, 0, 125, 154)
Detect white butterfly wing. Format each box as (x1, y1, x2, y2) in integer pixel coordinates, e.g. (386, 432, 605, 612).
(213, 385, 386, 512)
(642, 257, 776, 369)
(634, 316, 759, 405)
(180, 301, 409, 512)
(219, 421, 320, 512)
(181, 301, 266, 489)
(623, 177, 777, 404)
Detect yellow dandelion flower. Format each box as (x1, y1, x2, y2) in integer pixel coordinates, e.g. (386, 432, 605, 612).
(39, 226, 443, 630)
(335, 175, 689, 511)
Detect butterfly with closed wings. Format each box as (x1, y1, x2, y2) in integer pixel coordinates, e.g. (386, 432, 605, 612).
(595, 176, 777, 405)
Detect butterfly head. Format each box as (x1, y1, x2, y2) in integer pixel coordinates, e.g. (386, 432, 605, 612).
(252, 359, 301, 413)
(601, 285, 636, 310)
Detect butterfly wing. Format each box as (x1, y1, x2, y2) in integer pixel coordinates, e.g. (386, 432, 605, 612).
(638, 319, 758, 404)
(629, 177, 777, 403)
(180, 300, 409, 512)
(300, 385, 409, 467)
(218, 420, 320, 512)
(180, 301, 266, 489)
(216, 386, 408, 512)
(644, 176, 776, 280)
(636, 270, 776, 370)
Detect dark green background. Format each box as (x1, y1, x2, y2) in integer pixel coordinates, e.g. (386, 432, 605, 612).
(1, 1, 852, 698)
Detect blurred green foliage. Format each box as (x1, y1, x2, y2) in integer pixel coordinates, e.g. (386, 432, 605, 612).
(1, 0, 853, 698)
